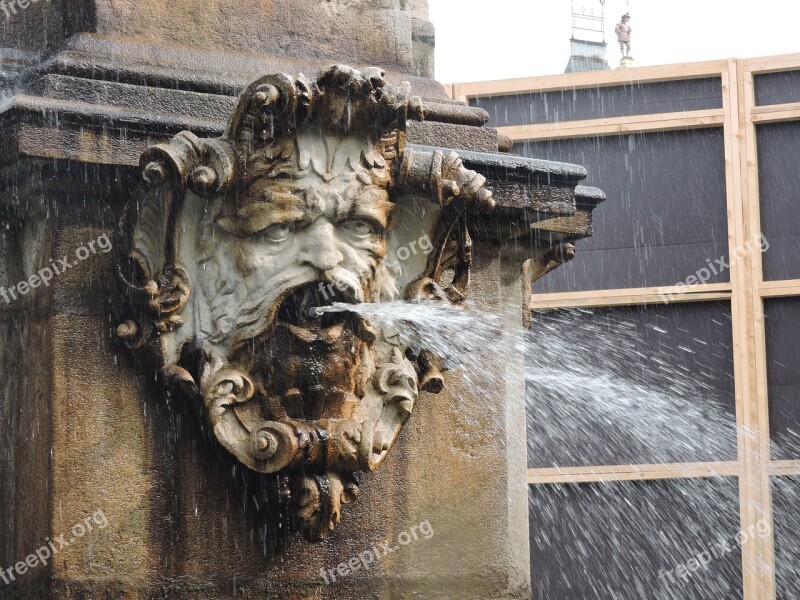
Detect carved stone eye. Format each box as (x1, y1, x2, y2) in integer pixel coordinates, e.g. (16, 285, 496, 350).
(340, 219, 375, 238)
(263, 223, 294, 242)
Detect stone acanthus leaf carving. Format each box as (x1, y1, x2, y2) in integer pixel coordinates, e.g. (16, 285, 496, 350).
(115, 65, 494, 540)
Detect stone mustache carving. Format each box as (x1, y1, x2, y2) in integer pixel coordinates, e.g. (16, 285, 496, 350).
(115, 65, 494, 540)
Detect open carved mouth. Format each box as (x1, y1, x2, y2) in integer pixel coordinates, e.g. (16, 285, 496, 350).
(277, 282, 352, 331)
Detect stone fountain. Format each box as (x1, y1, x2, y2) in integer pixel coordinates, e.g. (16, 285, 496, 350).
(0, 1, 603, 598)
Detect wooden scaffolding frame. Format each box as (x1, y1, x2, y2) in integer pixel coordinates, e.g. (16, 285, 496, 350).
(449, 53, 800, 600)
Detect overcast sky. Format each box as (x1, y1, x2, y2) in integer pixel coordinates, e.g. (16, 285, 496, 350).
(429, 0, 800, 83)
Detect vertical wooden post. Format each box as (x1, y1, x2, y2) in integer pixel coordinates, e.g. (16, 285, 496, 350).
(723, 58, 755, 600)
(741, 57, 778, 600)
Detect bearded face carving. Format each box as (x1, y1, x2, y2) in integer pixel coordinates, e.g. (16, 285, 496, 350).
(115, 65, 494, 540)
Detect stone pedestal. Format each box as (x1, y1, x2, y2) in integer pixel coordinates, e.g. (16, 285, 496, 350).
(0, 2, 602, 598)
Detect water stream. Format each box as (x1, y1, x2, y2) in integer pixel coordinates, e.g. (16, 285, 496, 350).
(314, 299, 800, 598)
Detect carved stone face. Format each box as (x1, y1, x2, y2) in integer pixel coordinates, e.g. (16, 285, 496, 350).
(188, 136, 408, 504)
(116, 65, 493, 540)
(223, 177, 390, 298)
(195, 134, 397, 353)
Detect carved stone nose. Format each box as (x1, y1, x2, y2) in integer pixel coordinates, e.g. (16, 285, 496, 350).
(298, 221, 344, 272)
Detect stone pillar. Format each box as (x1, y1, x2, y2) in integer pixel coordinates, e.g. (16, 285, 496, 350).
(0, 3, 603, 598)
(0, 0, 434, 83)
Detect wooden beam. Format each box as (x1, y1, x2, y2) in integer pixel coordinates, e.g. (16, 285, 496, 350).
(444, 83, 463, 103)
(498, 110, 725, 142)
(751, 106, 800, 124)
(528, 462, 740, 485)
(738, 57, 777, 600)
(724, 59, 760, 600)
(454, 59, 728, 99)
(743, 53, 800, 75)
(759, 280, 800, 298)
(759, 279, 800, 290)
(767, 461, 800, 477)
(751, 101, 800, 116)
(759, 287, 800, 299)
(529, 284, 732, 311)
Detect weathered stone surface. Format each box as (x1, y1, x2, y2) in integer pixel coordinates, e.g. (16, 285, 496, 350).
(47, 32, 451, 99)
(1, 1, 434, 79)
(118, 245, 531, 600)
(101, 2, 414, 71)
(0, 1, 605, 597)
(0, 318, 52, 595)
(35, 75, 238, 123)
(50, 226, 115, 316)
(50, 315, 152, 587)
(412, 18, 436, 79)
(404, 0, 430, 19)
(394, 244, 532, 599)
(407, 120, 500, 153)
(0, 31, 472, 168)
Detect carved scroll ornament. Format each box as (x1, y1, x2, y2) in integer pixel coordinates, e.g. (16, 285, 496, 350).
(115, 65, 494, 539)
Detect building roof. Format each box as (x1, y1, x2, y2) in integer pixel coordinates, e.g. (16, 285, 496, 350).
(565, 55, 611, 72)
(565, 39, 610, 73)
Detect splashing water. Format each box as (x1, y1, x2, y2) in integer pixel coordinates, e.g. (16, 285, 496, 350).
(313, 301, 514, 380)
(317, 300, 750, 599)
(316, 301, 737, 467)
(526, 307, 737, 467)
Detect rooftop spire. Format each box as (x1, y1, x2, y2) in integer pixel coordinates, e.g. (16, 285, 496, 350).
(565, 0, 610, 73)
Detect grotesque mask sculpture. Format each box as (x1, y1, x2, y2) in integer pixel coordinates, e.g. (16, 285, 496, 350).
(116, 66, 493, 539)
